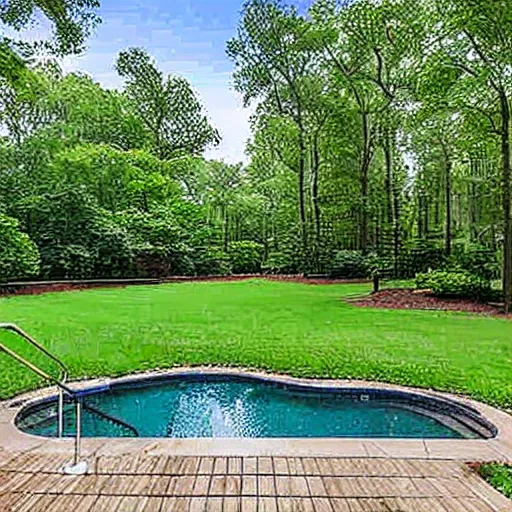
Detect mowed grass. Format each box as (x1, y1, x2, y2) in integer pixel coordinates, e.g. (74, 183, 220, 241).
(0, 279, 511, 407)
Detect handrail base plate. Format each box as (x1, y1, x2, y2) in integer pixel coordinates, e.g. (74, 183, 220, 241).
(61, 460, 88, 475)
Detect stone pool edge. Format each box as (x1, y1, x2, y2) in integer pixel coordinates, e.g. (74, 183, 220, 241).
(1, 367, 512, 462)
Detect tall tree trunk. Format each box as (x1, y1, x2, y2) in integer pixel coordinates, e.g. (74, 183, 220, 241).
(384, 129, 394, 225)
(425, 194, 430, 237)
(500, 91, 511, 314)
(444, 154, 452, 256)
(417, 191, 424, 238)
(223, 206, 229, 252)
(469, 159, 478, 241)
(298, 133, 308, 260)
(434, 189, 439, 230)
(393, 183, 400, 277)
(312, 137, 321, 244)
(360, 113, 371, 254)
(360, 162, 369, 254)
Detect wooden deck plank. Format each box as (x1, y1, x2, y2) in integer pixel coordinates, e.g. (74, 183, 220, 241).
(277, 497, 315, 511)
(0, 454, 507, 512)
(228, 458, 242, 475)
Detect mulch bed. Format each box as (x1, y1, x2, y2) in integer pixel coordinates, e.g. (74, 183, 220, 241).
(350, 288, 507, 317)
(0, 283, 130, 297)
(1, 275, 371, 297)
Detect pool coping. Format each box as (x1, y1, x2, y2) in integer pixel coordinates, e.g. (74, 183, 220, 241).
(1, 367, 512, 462)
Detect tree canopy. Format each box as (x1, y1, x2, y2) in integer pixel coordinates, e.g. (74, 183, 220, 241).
(1, 0, 511, 311)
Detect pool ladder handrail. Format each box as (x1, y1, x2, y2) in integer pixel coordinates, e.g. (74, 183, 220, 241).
(0, 323, 138, 474)
(0, 323, 69, 437)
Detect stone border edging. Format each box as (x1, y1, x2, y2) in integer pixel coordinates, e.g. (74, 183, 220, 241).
(1, 367, 512, 461)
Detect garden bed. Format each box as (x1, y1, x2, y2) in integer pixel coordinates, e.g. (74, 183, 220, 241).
(0, 275, 371, 297)
(350, 288, 506, 316)
(471, 463, 512, 500)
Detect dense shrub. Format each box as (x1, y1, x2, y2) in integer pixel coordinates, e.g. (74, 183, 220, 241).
(328, 250, 368, 279)
(93, 221, 135, 278)
(0, 214, 40, 281)
(262, 251, 299, 274)
(116, 209, 197, 277)
(40, 244, 94, 279)
(194, 247, 232, 276)
(415, 269, 491, 299)
(446, 244, 500, 280)
(398, 239, 446, 277)
(228, 241, 264, 274)
(364, 253, 393, 276)
(132, 244, 172, 277)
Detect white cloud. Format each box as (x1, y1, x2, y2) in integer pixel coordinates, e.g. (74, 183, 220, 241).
(2, 11, 253, 165)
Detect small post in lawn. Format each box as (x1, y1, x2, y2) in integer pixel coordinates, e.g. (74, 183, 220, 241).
(372, 272, 380, 294)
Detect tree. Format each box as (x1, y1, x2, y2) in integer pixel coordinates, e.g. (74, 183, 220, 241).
(116, 47, 220, 160)
(424, 0, 512, 311)
(0, 213, 40, 281)
(0, 0, 100, 90)
(227, 0, 318, 263)
(1, 0, 100, 55)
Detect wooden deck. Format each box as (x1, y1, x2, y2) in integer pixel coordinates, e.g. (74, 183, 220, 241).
(0, 452, 510, 511)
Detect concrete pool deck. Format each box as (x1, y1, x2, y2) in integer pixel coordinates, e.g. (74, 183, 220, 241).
(1, 369, 512, 510)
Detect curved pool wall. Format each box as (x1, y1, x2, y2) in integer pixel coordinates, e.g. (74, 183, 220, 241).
(15, 372, 497, 440)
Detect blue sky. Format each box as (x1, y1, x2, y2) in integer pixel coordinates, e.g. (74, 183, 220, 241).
(3, 0, 310, 164)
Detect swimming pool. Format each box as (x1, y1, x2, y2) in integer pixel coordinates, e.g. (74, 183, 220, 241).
(16, 373, 496, 439)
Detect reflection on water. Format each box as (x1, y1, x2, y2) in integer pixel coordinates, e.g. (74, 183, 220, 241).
(19, 377, 467, 439)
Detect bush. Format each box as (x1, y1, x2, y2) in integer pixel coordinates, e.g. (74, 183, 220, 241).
(328, 250, 368, 279)
(194, 247, 232, 276)
(23, 189, 137, 279)
(132, 244, 172, 277)
(364, 253, 393, 276)
(93, 221, 135, 278)
(40, 244, 94, 279)
(228, 241, 264, 274)
(415, 269, 491, 300)
(398, 239, 446, 277)
(116, 209, 195, 277)
(262, 251, 299, 274)
(0, 214, 40, 281)
(446, 244, 499, 280)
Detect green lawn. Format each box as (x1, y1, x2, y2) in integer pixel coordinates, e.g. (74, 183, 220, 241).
(480, 464, 512, 499)
(0, 279, 511, 408)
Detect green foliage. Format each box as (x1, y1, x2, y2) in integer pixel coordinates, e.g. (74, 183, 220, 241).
(194, 247, 232, 276)
(24, 189, 135, 279)
(328, 251, 369, 279)
(39, 244, 94, 279)
(479, 464, 512, 500)
(116, 209, 194, 277)
(131, 244, 171, 278)
(0, 213, 39, 281)
(398, 240, 447, 277)
(1, 0, 101, 56)
(0, 0, 510, 301)
(228, 241, 264, 274)
(116, 47, 220, 159)
(446, 244, 500, 281)
(364, 253, 393, 276)
(415, 269, 491, 300)
(262, 251, 298, 275)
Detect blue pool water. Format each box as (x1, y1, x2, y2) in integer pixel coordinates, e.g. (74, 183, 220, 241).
(17, 375, 482, 439)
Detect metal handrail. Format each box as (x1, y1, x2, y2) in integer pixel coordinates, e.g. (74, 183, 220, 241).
(82, 402, 139, 437)
(0, 323, 139, 471)
(0, 323, 69, 437)
(0, 323, 82, 471)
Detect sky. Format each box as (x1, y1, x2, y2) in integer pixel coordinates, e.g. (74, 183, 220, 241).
(3, 0, 279, 164)
(4, 0, 316, 164)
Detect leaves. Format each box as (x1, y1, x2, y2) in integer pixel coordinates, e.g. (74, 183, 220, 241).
(116, 47, 220, 159)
